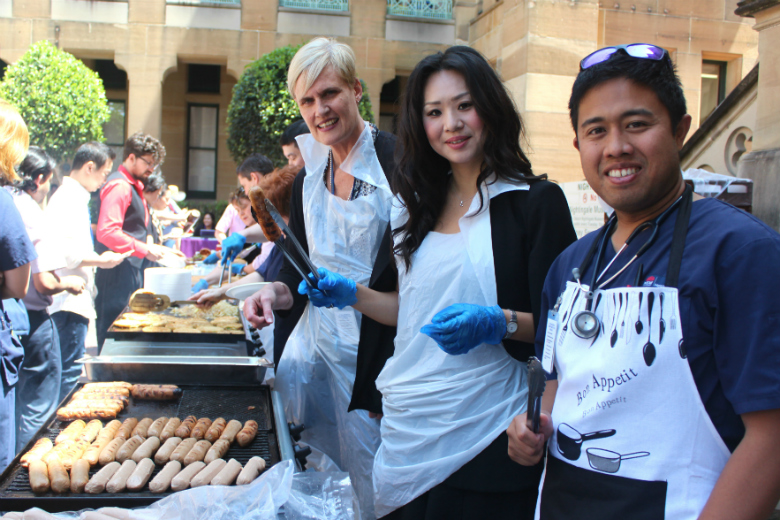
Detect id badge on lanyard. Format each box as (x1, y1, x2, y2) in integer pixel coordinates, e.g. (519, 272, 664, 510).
(542, 308, 558, 374)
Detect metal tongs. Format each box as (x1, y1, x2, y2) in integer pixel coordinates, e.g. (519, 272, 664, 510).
(253, 200, 326, 294)
(218, 259, 234, 288)
(526, 356, 546, 434)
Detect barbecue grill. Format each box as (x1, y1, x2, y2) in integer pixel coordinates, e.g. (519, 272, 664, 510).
(0, 384, 295, 513)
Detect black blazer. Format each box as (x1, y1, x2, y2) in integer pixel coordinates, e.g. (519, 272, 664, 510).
(274, 131, 398, 413)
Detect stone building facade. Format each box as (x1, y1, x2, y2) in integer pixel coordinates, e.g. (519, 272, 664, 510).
(0, 0, 762, 200)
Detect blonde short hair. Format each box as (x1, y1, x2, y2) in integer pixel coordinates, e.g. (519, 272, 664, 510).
(287, 37, 357, 98)
(0, 100, 29, 185)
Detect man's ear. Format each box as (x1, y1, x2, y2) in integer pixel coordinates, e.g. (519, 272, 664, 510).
(674, 114, 692, 149)
(573, 136, 580, 151)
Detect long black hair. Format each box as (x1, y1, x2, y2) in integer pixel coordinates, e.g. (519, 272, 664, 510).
(392, 46, 543, 269)
(16, 146, 56, 194)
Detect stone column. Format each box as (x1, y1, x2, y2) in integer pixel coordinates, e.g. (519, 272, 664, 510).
(735, 0, 780, 230)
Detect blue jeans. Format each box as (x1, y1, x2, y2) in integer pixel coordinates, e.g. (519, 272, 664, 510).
(16, 309, 62, 452)
(51, 311, 88, 403)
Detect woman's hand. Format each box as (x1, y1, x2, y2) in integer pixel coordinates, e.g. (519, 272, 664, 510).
(189, 286, 226, 309)
(244, 282, 294, 329)
(297, 267, 357, 309)
(421, 304, 506, 355)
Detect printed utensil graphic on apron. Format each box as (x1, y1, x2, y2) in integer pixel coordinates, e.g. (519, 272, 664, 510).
(643, 292, 656, 366)
(621, 292, 629, 341)
(589, 292, 604, 347)
(610, 293, 622, 348)
(678, 338, 686, 359)
(557, 423, 616, 461)
(586, 447, 650, 473)
(635, 292, 644, 334)
(659, 292, 666, 343)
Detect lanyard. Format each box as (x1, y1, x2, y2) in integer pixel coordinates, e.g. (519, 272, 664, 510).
(576, 184, 693, 310)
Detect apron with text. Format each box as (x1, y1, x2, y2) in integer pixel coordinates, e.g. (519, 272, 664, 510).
(275, 123, 392, 520)
(538, 200, 730, 520)
(374, 179, 530, 517)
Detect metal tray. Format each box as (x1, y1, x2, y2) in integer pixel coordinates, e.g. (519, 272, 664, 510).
(0, 385, 282, 512)
(106, 304, 246, 345)
(79, 355, 273, 386)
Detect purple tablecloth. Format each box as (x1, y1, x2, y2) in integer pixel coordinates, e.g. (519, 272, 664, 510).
(180, 237, 219, 258)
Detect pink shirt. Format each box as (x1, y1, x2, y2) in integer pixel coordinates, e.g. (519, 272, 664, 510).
(215, 203, 246, 237)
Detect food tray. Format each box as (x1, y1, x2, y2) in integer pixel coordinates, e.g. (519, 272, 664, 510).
(106, 305, 245, 345)
(0, 385, 281, 512)
(80, 355, 273, 386)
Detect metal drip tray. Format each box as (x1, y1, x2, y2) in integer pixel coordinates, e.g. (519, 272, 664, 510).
(100, 338, 248, 357)
(80, 355, 273, 386)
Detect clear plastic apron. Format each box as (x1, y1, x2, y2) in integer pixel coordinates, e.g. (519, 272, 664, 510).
(276, 123, 392, 520)
(373, 180, 530, 517)
(538, 200, 730, 519)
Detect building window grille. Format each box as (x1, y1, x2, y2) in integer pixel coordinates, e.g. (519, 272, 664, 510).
(103, 100, 126, 172)
(700, 60, 726, 121)
(387, 0, 452, 20)
(187, 104, 219, 199)
(166, 0, 241, 6)
(279, 0, 349, 12)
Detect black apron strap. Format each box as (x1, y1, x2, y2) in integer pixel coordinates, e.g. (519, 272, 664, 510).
(665, 184, 693, 289)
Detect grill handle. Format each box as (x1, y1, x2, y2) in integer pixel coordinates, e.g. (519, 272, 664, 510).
(272, 390, 296, 466)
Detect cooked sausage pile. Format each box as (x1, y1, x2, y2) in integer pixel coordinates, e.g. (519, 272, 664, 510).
(23, 413, 263, 494)
(56, 383, 181, 421)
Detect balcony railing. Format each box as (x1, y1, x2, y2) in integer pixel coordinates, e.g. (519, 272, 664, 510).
(279, 0, 349, 12)
(387, 0, 452, 20)
(167, 0, 241, 6)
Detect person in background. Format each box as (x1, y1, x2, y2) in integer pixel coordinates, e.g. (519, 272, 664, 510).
(280, 119, 309, 171)
(9, 146, 86, 451)
(190, 165, 298, 367)
(13, 145, 54, 208)
(46, 142, 129, 402)
(192, 211, 215, 237)
(243, 37, 398, 518)
(0, 100, 36, 472)
(214, 154, 274, 243)
(508, 44, 780, 520)
(157, 185, 192, 248)
(94, 132, 181, 351)
(142, 173, 167, 246)
(191, 187, 256, 291)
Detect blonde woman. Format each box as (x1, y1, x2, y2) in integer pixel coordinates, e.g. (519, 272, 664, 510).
(244, 38, 397, 518)
(0, 100, 36, 471)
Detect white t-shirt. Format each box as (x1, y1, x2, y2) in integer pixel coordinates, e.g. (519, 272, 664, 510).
(45, 177, 99, 319)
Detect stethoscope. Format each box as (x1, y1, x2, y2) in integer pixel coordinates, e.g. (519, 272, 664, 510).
(569, 189, 688, 339)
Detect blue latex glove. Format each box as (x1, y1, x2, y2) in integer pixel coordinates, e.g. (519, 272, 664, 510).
(203, 252, 218, 264)
(231, 263, 245, 275)
(421, 304, 506, 355)
(220, 233, 246, 265)
(297, 267, 357, 309)
(191, 279, 209, 294)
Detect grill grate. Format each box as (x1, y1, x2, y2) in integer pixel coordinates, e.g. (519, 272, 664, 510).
(0, 385, 281, 511)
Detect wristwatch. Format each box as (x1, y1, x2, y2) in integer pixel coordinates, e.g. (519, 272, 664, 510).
(504, 309, 518, 340)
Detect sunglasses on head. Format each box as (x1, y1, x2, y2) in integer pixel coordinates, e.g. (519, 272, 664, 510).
(580, 43, 671, 71)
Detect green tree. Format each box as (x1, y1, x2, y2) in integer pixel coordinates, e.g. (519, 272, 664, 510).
(227, 44, 374, 166)
(0, 41, 110, 164)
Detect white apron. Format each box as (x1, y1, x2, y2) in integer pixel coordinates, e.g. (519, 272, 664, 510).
(537, 195, 730, 520)
(373, 179, 530, 517)
(275, 122, 392, 520)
